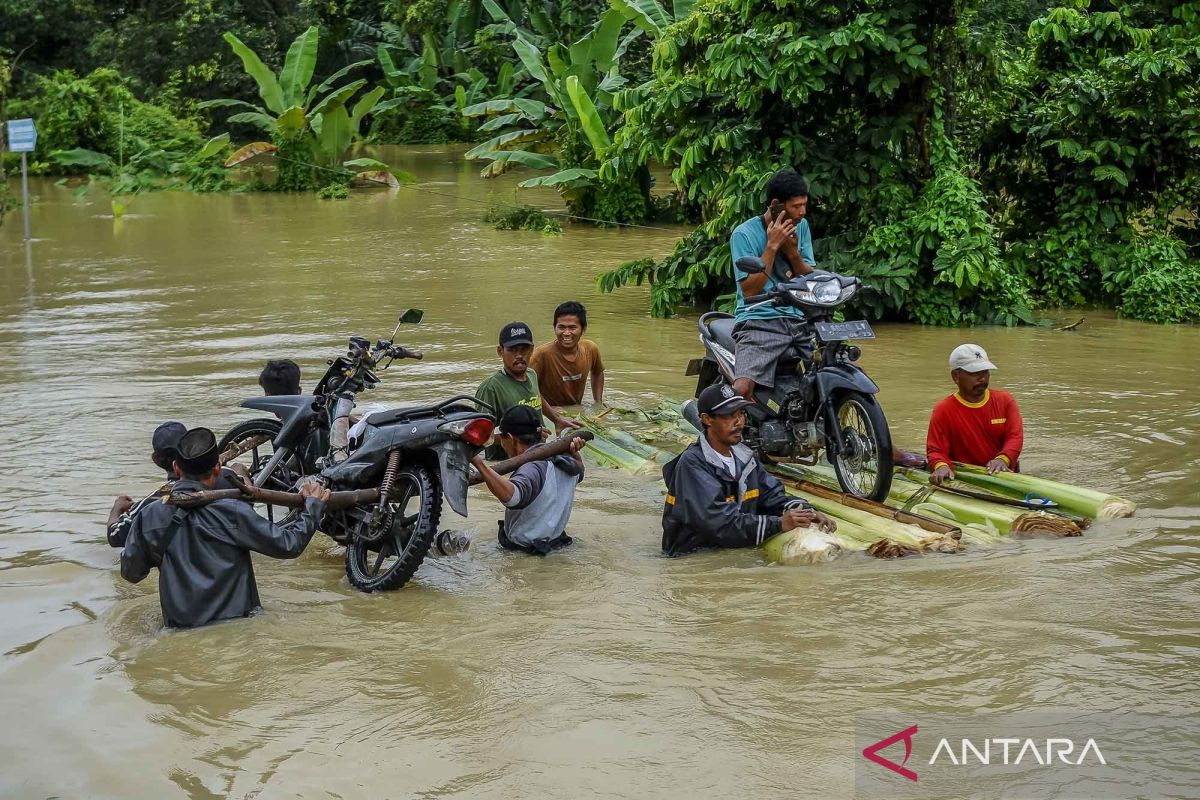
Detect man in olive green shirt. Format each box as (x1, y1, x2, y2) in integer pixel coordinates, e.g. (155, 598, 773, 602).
(476, 321, 578, 459)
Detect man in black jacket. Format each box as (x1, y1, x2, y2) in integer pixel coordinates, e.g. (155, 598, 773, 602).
(108, 422, 246, 548)
(121, 427, 329, 628)
(662, 384, 836, 556)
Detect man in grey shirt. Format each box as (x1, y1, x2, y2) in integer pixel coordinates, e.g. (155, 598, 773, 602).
(121, 427, 329, 628)
(471, 405, 585, 555)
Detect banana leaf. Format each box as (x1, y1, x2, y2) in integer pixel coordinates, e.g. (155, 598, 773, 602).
(227, 112, 276, 133)
(309, 80, 367, 119)
(517, 168, 597, 188)
(565, 76, 610, 156)
(224, 141, 278, 167)
(309, 59, 373, 105)
(192, 133, 230, 162)
(223, 32, 285, 115)
(280, 26, 319, 107)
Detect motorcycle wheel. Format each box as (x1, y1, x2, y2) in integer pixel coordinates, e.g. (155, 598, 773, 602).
(829, 392, 893, 501)
(217, 418, 305, 522)
(345, 466, 441, 593)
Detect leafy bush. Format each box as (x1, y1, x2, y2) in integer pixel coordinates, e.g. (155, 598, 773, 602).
(24, 69, 203, 170)
(483, 204, 563, 233)
(1118, 233, 1200, 324)
(368, 86, 469, 143)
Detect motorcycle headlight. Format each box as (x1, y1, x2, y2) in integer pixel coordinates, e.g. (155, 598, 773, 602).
(812, 280, 842, 304)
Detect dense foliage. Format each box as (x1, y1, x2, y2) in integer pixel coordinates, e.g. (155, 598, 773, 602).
(2, 0, 1196, 323)
(597, 0, 1200, 324)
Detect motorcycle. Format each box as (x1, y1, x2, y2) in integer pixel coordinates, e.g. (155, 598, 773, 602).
(217, 309, 496, 591)
(683, 257, 893, 500)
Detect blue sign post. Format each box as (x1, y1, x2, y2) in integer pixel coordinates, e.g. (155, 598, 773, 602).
(6, 119, 37, 241)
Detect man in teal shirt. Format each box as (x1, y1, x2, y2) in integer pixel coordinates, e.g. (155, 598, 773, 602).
(729, 168, 816, 400)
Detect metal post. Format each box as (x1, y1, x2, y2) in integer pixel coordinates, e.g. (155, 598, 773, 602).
(21, 152, 30, 241)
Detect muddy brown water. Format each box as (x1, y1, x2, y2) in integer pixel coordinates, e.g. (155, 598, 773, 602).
(1, 146, 1198, 798)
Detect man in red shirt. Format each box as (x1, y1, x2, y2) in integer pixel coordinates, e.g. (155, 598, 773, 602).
(926, 344, 1024, 486)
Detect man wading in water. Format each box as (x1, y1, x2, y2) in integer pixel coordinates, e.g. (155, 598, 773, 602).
(661, 384, 836, 555)
(108, 422, 242, 548)
(530, 301, 605, 408)
(475, 321, 580, 459)
(121, 427, 330, 628)
(927, 344, 1025, 486)
(471, 405, 586, 555)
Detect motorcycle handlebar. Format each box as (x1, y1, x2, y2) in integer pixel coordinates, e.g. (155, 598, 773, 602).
(388, 346, 424, 360)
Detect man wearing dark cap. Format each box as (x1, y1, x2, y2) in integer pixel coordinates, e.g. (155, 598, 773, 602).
(107, 422, 244, 548)
(120, 427, 330, 629)
(471, 405, 586, 555)
(474, 321, 579, 460)
(661, 384, 836, 555)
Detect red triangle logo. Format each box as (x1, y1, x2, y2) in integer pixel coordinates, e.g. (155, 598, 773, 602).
(862, 724, 919, 782)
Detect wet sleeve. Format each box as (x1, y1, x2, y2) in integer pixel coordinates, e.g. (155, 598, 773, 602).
(475, 379, 500, 419)
(505, 463, 546, 510)
(759, 469, 811, 516)
(119, 515, 153, 584)
(589, 341, 604, 373)
(998, 394, 1024, 467)
(675, 461, 781, 548)
(731, 227, 759, 284)
(926, 403, 953, 471)
(227, 498, 325, 558)
(798, 220, 816, 265)
(108, 516, 132, 549)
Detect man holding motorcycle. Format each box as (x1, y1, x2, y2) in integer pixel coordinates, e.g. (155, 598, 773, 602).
(730, 168, 817, 400)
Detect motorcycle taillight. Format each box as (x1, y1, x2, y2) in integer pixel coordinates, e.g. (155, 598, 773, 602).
(459, 418, 494, 446)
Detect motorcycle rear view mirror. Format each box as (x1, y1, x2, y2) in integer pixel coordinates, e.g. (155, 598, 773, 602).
(390, 308, 424, 340)
(736, 257, 766, 274)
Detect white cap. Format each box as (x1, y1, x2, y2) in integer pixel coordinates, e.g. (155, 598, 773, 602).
(949, 344, 997, 373)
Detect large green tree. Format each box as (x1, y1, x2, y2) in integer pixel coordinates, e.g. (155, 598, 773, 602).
(598, 0, 1033, 323)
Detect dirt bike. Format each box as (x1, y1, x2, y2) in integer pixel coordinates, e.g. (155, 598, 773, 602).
(218, 310, 496, 591)
(683, 257, 893, 500)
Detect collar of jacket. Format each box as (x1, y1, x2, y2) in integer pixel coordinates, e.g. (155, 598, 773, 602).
(698, 434, 757, 477)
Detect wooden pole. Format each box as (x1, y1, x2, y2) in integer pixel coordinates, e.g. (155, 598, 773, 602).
(165, 431, 594, 510)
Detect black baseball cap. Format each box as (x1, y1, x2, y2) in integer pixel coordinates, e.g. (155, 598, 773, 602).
(176, 427, 220, 474)
(498, 404, 542, 435)
(499, 321, 534, 348)
(698, 384, 754, 416)
(152, 421, 188, 458)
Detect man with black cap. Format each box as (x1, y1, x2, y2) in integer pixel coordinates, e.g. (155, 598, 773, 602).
(661, 384, 836, 556)
(120, 427, 330, 629)
(475, 321, 580, 460)
(471, 405, 586, 555)
(107, 422, 246, 548)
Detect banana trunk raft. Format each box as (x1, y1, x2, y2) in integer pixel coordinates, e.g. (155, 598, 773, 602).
(572, 406, 1135, 566)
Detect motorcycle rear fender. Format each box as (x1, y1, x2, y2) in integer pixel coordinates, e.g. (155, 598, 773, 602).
(321, 411, 479, 487)
(814, 364, 879, 399)
(431, 439, 473, 517)
(240, 395, 319, 449)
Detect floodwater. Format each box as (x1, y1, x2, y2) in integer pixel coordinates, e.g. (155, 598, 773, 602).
(1, 146, 1198, 799)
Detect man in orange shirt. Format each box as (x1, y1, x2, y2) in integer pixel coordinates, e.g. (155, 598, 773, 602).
(530, 301, 605, 409)
(926, 344, 1024, 486)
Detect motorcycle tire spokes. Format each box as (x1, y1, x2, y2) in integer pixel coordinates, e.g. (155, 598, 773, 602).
(217, 418, 304, 523)
(831, 393, 893, 501)
(345, 466, 441, 593)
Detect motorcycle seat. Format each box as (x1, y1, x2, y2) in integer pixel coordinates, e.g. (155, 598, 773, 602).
(706, 317, 738, 353)
(365, 402, 479, 427)
(241, 394, 319, 424)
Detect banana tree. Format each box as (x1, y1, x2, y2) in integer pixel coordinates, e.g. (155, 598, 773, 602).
(201, 26, 406, 190)
(462, 4, 650, 220)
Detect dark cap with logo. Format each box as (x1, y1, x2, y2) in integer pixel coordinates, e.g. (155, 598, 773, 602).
(698, 384, 754, 416)
(176, 427, 220, 474)
(498, 321, 534, 348)
(498, 404, 542, 436)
